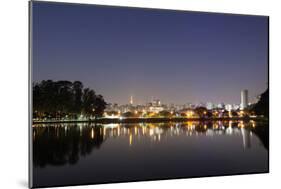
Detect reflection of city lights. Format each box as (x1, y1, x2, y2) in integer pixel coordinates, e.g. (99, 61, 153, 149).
(79, 125, 82, 136)
(112, 129, 116, 136)
(117, 126, 120, 136)
(213, 124, 218, 129)
(250, 120, 256, 128)
(91, 128, 94, 139)
(56, 128, 59, 138)
(104, 123, 118, 129)
(103, 127, 106, 136)
(64, 126, 67, 136)
(33, 121, 261, 149)
(149, 129, 154, 136)
(129, 134, 132, 146)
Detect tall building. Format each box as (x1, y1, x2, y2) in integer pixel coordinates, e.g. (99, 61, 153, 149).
(130, 96, 133, 105)
(240, 90, 248, 110)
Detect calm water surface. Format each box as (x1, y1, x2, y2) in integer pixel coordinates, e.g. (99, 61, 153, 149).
(32, 121, 268, 187)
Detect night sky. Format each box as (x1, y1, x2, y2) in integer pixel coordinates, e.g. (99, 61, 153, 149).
(32, 1, 268, 105)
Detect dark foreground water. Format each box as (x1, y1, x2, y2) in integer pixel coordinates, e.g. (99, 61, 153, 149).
(32, 120, 268, 187)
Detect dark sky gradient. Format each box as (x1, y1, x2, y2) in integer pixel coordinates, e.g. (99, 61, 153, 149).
(32, 2, 268, 105)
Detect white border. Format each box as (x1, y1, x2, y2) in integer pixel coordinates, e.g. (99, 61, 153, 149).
(1, 0, 281, 189)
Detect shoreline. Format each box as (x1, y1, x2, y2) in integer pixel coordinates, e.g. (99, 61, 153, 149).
(33, 117, 267, 124)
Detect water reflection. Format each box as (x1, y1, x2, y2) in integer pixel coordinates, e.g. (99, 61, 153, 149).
(33, 120, 268, 167)
(33, 124, 105, 167)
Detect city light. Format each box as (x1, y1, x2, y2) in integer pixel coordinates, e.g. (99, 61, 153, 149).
(33, 89, 264, 123)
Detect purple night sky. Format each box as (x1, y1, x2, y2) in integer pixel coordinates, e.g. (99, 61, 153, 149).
(32, 2, 268, 105)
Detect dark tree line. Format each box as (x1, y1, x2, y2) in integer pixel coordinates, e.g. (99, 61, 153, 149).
(251, 88, 269, 118)
(33, 80, 107, 119)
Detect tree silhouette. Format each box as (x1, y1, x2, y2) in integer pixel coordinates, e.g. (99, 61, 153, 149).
(194, 107, 208, 118)
(252, 88, 269, 118)
(72, 81, 83, 115)
(33, 80, 107, 119)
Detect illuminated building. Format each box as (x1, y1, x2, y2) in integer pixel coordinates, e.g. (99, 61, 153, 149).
(147, 98, 164, 113)
(149, 106, 164, 113)
(217, 103, 225, 109)
(206, 102, 214, 110)
(152, 99, 161, 106)
(240, 90, 248, 110)
(130, 96, 133, 105)
(225, 104, 232, 111)
(232, 104, 240, 110)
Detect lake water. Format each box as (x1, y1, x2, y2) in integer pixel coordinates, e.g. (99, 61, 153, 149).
(32, 120, 268, 187)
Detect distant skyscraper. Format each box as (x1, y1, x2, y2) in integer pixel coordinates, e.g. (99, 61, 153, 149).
(130, 96, 133, 105)
(240, 90, 248, 110)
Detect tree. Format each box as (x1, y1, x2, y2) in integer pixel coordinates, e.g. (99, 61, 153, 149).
(158, 110, 172, 117)
(82, 88, 96, 117)
(230, 111, 238, 117)
(93, 95, 106, 118)
(56, 80, 73, 114)
(72, 81, 83, 115)
(252, 89, 269, 118)
(32, 80, 107, 119)
(194, 107, 208, 118)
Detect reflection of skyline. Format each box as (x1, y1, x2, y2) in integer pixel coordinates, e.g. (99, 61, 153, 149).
(33, 120, 264, 167)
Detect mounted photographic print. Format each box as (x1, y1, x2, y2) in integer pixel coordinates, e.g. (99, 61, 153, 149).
(29, 1, 269, 188)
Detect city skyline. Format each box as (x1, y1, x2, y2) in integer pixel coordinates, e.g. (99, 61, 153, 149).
(108, 90, 252, 106)
(32, 3, 268, 105)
